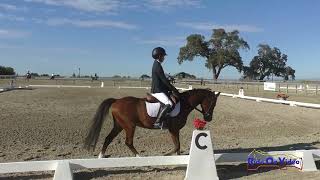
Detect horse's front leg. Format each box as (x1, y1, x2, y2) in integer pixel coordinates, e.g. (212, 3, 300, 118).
(165, 129, 180, 156)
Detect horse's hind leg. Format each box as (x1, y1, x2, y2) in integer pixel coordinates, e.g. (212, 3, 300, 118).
(124, 126, 140, 157)
(98, 122, 122, 158)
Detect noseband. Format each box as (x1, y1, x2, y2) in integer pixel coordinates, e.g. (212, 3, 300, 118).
(194, 97, 214, 120)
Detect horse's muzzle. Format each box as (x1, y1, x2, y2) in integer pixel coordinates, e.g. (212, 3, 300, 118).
(204, 113, 213, 122)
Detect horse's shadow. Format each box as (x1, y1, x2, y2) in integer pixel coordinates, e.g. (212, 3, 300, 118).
(216, 160, 320, 180)
(74, 166, 186, 180)
(0, 173, 53, 180)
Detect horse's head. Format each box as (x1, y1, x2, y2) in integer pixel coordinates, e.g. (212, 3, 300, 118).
(197, 88, 220, 122)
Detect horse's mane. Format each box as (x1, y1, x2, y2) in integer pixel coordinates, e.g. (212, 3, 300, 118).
(180, 88, 213, 97)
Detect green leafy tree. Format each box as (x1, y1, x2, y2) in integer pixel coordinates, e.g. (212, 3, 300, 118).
(178, 29, 249, 80)
(112, 75, 121, 78)
(0, 66, 15, 75)
(174, 72, 196, 79)
(242, 66, 258, 80)
(282, 66, 296, 81)
(31, 73, 39, 77)
(140, 74, 151, 79)
(243, 44, 294, 80)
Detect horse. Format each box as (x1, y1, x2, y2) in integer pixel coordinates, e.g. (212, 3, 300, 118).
(91, 76, 98, 81)
(25, 73, 31, 82)
(84, 88, 220, 158)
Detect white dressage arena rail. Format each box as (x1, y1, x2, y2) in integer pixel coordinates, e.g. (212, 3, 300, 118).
(0, 130, 219, 180)
(28, 85, 91, 88)
(118, 85, 193, 91)
(221, 92, 320, 109)
(0, 86, 32, 93)
(118, 85, 320, 109)
(0, 130, 319, 180)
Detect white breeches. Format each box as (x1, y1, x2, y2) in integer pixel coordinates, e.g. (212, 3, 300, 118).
(151, 93, 173, 106)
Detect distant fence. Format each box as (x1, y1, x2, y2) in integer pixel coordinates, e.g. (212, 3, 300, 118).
(1, 77, 319, 95)
(0, 75, 17, 79)
(178, 80, 319, 95)
(118, 85, 193, 91)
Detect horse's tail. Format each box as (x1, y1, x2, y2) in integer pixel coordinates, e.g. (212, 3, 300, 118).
(84, 98, 116, 151)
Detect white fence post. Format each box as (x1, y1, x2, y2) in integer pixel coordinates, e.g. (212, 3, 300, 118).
(238, 88, 244, 97)
(300, 150, 318, 172)
(53, 161, 73, 180)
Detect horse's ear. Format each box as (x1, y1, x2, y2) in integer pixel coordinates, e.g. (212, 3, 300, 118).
(215, 92, 221, 97)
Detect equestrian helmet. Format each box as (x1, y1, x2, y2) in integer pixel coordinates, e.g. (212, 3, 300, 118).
(152, 47, 167, 59)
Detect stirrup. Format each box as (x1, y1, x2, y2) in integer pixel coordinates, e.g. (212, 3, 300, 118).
(153, 122, 162, 129)
(153, 122, 167, 130)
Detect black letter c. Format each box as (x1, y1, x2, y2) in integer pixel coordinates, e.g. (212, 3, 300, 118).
(195, 133, 208, 150)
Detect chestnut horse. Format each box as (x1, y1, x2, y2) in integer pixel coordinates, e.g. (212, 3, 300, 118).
(84, 88, 220, 157)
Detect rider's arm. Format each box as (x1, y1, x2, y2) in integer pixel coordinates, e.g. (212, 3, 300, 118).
(157, 65, 179, 93)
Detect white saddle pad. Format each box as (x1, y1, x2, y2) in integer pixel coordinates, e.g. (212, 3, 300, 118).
(146, 102, 181, 118)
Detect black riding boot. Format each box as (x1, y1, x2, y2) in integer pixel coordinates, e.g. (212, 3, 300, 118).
(153, 104, 172, 129)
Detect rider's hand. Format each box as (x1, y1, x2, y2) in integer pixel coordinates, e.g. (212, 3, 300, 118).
(172, 89, 180, 99)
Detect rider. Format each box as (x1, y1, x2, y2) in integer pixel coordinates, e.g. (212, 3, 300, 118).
(151, 47, 180, 129)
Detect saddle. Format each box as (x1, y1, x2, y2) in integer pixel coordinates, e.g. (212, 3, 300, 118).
(144, 93, 181, 118)
(146, 93, 178, 107)
(146, 93, 159, 103)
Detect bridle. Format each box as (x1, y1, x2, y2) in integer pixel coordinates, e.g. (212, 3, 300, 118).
(194, 96, 215, 121)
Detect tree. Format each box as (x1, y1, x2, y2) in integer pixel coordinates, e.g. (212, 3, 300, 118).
(282, 66, 295, 81)
(243, 44, 294, 81)
(242, 66, 259, 80)
(174, 72, 196, 79)
(31, 73, 39, 77)
(112, 75, 121, 78)
(140, 74, 151, 79)
(0, 66, 15, 75)
(178, 29, 249, 80)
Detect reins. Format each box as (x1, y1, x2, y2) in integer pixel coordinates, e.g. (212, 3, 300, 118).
(194, 99, 214, 119)
(184, 89, 214, 120)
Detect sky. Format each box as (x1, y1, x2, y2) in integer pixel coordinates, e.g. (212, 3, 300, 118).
(0, 0, 319, 79)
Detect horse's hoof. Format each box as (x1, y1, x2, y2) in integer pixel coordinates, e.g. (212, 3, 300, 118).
(136, 154, 141, 157)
